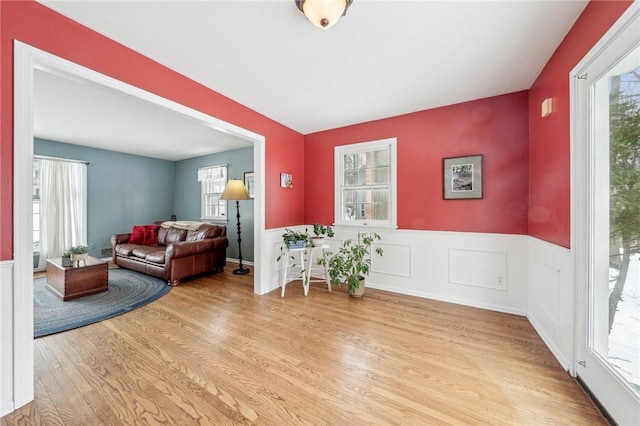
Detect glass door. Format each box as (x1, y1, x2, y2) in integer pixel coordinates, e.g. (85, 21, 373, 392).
(574, 9, 640, 424)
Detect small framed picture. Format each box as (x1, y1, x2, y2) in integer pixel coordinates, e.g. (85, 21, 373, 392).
(443, 155, 483, 199)
(280, 173, 293, 188)
(244, 171, 255, 199)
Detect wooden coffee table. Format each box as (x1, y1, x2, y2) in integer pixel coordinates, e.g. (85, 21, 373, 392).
(46, 256, 108, 301)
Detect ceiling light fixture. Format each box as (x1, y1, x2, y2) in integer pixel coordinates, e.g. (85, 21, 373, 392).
(295, 0, 353, 29)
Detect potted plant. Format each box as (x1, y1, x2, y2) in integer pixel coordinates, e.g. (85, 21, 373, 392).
(61, 250, 73, 267)
(319, 232, 383, 297)
(69, 245, 90, 267)
(276, 228, 309, 262)
(310, 222, 334, 247)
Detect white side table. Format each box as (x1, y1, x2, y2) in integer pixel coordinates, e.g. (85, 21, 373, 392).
(306, 244, 331, 294)
(280, 244, 331, 297)
(281, 247, 306, 297)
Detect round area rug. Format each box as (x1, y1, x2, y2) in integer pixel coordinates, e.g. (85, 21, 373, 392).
(34, 268, 171, 338)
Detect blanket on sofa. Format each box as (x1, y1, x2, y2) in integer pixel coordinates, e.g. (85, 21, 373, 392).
(160, 221, 204, 231)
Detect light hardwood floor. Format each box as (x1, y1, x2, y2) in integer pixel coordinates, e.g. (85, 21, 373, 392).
(3, 264, 606, 425)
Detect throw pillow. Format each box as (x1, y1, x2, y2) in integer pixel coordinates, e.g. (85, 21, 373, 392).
(129, 225, 146, 244)
(145, 225, 159, 245)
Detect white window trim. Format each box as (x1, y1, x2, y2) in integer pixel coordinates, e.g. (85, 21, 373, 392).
(198, 164, 227, 221)
(334, 137, 397, 228)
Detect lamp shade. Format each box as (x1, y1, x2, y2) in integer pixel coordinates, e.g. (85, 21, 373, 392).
(296, 0, 352, 29)
(220, 179, 250, 201)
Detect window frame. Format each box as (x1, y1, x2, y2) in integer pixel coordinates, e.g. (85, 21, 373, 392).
(198, 164, 228, 221)
(334, 137, 397, 228)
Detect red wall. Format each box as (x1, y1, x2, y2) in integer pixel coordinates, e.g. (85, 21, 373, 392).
(528, 0, 632, 248)
(1, 1, 633, 260)
(304, 92, 530, 234)
(0, 1, 305, 260)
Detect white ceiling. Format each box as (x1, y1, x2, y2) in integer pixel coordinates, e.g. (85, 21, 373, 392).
(34, 70, 252, 161)
(35, 0, 588, 160)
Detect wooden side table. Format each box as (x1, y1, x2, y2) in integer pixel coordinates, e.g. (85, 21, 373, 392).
(46, 256, 108, 301)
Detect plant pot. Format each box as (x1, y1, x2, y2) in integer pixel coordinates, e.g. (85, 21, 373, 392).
(70, 252, 88, 262)
(61, 257, 73, 267)
(71, 252, 88, 267)
(349, 277, 366, 298)
(288, 240, 306, 250)
(310, 237, 325, 247)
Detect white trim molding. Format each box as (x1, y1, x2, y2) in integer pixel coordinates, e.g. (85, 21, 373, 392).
(0, 260, 15, 416)
(333, 138, 397, 228)
(527, 237, 572, 370)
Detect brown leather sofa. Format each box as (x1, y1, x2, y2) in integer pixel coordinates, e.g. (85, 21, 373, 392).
(111, 222, 228, 286)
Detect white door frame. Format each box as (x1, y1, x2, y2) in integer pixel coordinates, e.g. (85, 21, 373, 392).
(12, 41, 267, 410)
(570, 3, 640, 424)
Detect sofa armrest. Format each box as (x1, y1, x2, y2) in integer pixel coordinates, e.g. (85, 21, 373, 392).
(111, 233, 131, 263)
(165, 237, 229, 260)
(111, 233, 131, 246)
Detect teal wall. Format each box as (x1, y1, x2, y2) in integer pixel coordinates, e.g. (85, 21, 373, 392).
(174, 147, 254, 262)
(34, 138, 176, 258)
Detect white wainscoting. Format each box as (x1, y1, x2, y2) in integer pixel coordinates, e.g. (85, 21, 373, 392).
(448, 248, 507, 291)
(527, 237, 573, 370)
(0, 261, 14, 417)
(364, 229, 529, 315)
(268, 227, 529, 315)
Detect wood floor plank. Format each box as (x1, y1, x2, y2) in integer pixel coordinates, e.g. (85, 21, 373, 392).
(2, 263, 607, 425)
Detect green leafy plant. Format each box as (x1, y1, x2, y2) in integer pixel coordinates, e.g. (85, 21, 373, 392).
(68, 245, 90, 255)
(311, 223, 334, 238)
(276, 228, 309, 262)
(318, 232, 383, 294)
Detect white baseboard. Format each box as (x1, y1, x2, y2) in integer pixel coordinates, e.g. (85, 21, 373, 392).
(528, 314, 570, 370)
(367, 281, 527, 316)
(1, 400, 14, 417)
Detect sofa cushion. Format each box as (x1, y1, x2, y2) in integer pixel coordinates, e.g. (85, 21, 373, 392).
(132, 249, 148, 259)
(129, 225, 146, 244)
(115, 244, 134, 256)
(145, 250, 166, 264)
(129, 224, 160, 245)
(186, 224, 221, 241)
(165, 227, 188, 245)
(157, 226, 169, 245)
(145, 225, 160, 245)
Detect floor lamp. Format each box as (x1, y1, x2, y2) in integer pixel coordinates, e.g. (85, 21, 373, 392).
(221, 179, 251, 275)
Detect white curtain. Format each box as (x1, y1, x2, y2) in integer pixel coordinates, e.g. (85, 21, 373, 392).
(38, 159, 87, 269)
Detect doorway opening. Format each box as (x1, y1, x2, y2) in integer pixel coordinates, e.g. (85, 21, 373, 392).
(13, 40, 266, 410)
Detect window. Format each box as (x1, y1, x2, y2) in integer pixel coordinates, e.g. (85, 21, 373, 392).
(198, 164, 227, 220)
(334, 138, 397, 227)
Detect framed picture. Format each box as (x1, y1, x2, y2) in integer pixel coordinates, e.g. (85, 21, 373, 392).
(280, 173, 293, 188)
(443, 155, 483, 199)
(244, 171, 255, 199)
